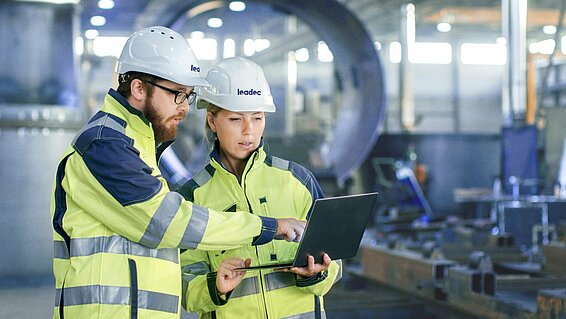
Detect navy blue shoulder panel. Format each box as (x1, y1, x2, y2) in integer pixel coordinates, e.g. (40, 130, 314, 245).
(265, 156, 325, 218)
(73, 112, 162, 206)
(175, 164, 216, 202)
(73, 112, 129, 155)
(175, 179, 198, 202)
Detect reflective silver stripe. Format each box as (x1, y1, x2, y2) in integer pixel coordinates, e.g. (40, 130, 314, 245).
(231, 277, 259, 299)
(271, 156, 290, 170)
(56, 285, 178, 314)
(53, 241, 69, 259)
(282, 311, 326, 319)
(139, 290, 179, 313)
(55, 287, 62, 306)
(71, 115, 125, 147)
(140, 192, 183, 248)
(179, 204, 209, 249)
(334, 260, 343, 283)
(67, 235, 178, 263)
(182, 261, 210, 277)
(57, 285, 128, 306)
(192, 168, 212, 186)
(182, 261, 210, 287)
(264, 272, 295, 292)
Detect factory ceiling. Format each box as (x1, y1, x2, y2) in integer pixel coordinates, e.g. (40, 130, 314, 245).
(78, 0, 566, 43)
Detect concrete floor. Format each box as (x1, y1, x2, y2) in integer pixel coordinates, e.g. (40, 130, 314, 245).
(0, 278, 54, 319)
(0, 274, 477, 319)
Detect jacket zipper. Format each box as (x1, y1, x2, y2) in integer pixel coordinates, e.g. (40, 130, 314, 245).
(258, 269, 270, 318)
(128, 258, 139, 319)
(240, 153, 270, 318)
(260, 199, 278, 261)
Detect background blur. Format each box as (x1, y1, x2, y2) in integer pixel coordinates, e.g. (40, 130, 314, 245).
(2, 0, 566, 318)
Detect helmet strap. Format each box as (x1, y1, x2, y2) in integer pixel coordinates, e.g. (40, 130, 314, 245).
(118, 73, 131, 84)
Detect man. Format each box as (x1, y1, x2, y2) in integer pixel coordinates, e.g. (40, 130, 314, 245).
(50, 26, 304, 319)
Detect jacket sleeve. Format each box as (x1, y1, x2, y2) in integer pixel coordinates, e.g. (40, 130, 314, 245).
(180, 250, 225, 314)
(295, 259, 342, 296)
(64, 136, 277, 250)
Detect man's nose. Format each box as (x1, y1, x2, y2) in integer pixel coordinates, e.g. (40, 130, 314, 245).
(179, 102, 189, 114)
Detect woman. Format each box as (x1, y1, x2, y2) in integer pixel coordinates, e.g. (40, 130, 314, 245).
(177, 57, 341, 319)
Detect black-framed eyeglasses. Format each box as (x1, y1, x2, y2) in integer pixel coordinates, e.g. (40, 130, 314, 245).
(146, 80, 197, 105)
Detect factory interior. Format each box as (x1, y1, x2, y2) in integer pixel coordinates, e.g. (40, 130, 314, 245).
(2, 0, 566, 318)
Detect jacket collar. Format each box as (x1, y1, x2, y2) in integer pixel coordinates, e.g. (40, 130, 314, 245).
(103, 89, 153, 138)
(210, 138, 266, 173)
(107, 89, 150, 125)
(102, 89, 175, 160)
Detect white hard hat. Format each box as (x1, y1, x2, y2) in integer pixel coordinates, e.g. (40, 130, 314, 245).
(196, 57, 275, 112)
(116, 26, 208, 87)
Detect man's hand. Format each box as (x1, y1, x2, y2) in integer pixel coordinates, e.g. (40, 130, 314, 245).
(280, 253, 332, 278)
(275, 218, 306, 242)
(216, 258, 251, 295)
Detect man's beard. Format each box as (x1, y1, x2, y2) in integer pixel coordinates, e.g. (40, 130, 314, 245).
(144, 98, 178, 143)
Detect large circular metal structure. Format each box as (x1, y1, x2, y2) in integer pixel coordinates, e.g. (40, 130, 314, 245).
(165, 0, 386, 185)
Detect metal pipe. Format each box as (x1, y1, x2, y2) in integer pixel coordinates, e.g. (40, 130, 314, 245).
(501, 0, 528, 125)
(399, 3, 416, 132)
(284, 16, 298, 137)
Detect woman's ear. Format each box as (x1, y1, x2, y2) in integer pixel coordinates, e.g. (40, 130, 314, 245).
(207, 111, 217, 133)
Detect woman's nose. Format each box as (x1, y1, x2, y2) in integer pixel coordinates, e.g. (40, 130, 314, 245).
(243, 119, 253, 134)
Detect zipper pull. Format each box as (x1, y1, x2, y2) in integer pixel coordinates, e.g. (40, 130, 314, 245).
(259, 197, 277, 260)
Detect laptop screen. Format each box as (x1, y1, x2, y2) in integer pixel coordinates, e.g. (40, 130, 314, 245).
(238, 192, 378, 270)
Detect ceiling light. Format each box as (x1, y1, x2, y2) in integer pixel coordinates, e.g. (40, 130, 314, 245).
(207, 18, 223, 28)
(229, 1, 246, 12)
(223, 39, 236, 58)
(389, 42, 401, 64)
(98, 0, 114, 9)
(437, 22, 451, 33)
(543, 25, 557, 35)
(461, 43, 507, 65)
(85, 29, 99, 39)
(318, 41, 333, 62)
(254, 39, 270, 52)
(93, 36, 128, 57)
(295, 48, 309, 62)
(90, 16, 106, 27)
(74, 36, 84, 55)
(244, 39, 255, 56)
(190, 31, 205, 39)
(374, 41, 382, 51)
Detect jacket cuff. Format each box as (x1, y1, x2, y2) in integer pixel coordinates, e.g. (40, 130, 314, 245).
(252, 216, 277, 246)
(206, 272, 232, 306)
(296, 270, 328, 287)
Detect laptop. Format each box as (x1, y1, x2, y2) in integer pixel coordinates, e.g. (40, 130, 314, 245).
(237, 192, 378, 270)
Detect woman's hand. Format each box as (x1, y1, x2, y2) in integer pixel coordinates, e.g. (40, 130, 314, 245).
(216, 257, 252, 295)
(280, 253, 331, 278)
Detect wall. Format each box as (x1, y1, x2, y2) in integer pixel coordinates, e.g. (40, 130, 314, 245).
(0, 129, 75, 280)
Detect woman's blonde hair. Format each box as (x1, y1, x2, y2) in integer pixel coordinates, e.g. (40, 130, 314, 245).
(204, 102, 223, 147)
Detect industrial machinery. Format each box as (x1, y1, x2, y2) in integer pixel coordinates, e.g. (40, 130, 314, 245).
(350, 153, 566, 318)
(360, 221, 566, 318)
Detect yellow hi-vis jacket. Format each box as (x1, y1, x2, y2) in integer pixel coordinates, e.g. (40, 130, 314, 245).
(50, 89, 278, 319)
(177, 143, 342, 319)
